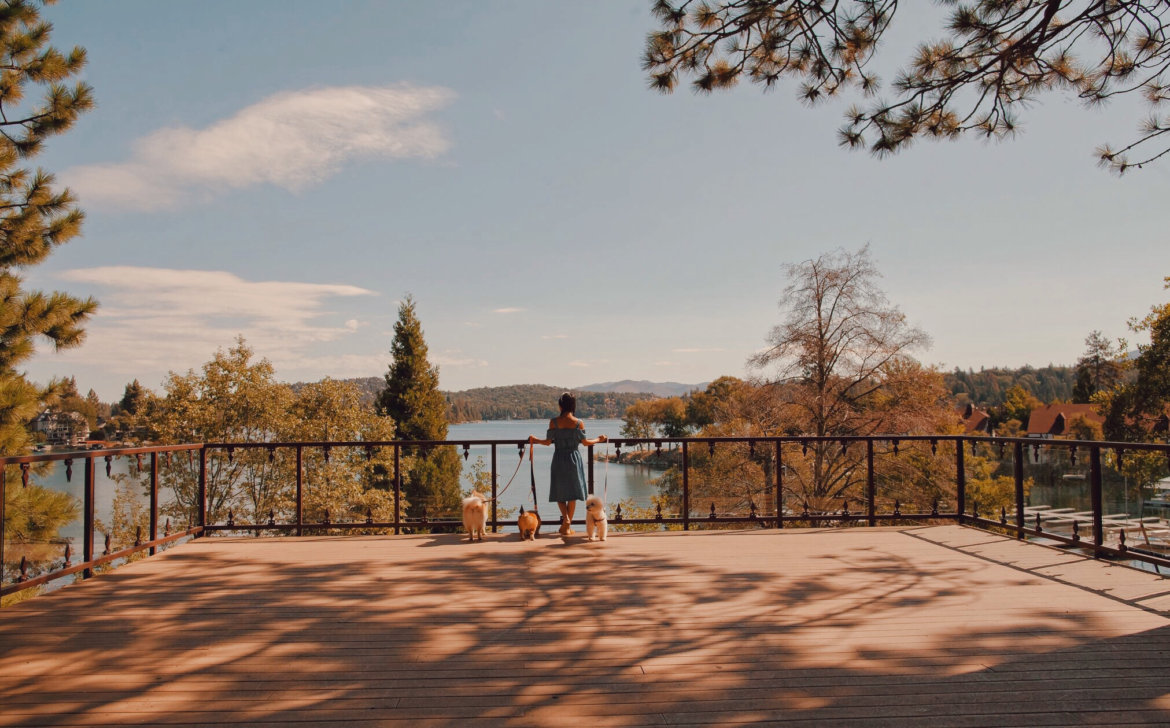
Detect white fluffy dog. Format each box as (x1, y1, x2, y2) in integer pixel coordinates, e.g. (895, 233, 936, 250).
(585, 494, 607, 542)
(462, 491, 487, 542)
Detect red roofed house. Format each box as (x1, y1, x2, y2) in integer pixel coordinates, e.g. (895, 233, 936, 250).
(959, 403, 991, 434)
(1025, 404, 1105, 439)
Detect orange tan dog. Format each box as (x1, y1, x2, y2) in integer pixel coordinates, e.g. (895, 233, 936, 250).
(517, 505, 541, 541)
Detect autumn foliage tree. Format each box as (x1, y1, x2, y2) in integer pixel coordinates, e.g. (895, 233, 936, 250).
(644, 1, 1170, 172)
(653, 247, 954, 518)
(133, 339, 399, 529)
(1106, 278, 1170, 442)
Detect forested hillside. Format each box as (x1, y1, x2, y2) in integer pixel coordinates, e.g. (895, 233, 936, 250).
(944, 366, 1076, 407)
(296, 367, 1081, 422)
(289, 378, 654, 422)
(445, 385, 653, 421)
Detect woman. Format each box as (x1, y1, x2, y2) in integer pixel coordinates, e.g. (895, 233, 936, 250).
(528, 392, 608, 535)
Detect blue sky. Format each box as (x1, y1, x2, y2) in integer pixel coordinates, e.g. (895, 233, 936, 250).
(23, 1, 1170, 401)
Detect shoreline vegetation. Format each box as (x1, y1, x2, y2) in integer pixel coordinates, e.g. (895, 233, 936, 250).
(598, 447, 681, 470)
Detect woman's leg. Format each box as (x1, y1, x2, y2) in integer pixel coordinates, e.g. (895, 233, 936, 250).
(557, 501, 573, 534)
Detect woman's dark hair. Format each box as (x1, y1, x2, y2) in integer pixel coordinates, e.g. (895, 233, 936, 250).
(558, 392, 576, 415)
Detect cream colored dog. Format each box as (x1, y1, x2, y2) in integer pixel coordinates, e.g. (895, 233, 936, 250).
(462, 491, 487, 542)
(585, 494, 607, 542)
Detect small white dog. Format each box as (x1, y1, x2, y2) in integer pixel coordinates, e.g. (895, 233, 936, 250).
(585, 494, 607, 542)
(462, 491, 487, 542)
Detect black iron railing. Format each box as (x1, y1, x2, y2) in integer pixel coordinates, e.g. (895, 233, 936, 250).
(3, 434, 1169, 598)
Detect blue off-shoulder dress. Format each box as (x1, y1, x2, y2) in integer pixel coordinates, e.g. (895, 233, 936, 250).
(547, 426, 588, 503)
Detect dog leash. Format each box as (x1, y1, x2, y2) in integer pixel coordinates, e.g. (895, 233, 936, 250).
(478, 447, 526, 504)
(529, 443, 541, 517)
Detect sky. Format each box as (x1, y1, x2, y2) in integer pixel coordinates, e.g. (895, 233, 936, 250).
(21, 1, 1170, 401)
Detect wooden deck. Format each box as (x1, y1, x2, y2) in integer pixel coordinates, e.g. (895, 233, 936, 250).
(3, 525, 1170, 727)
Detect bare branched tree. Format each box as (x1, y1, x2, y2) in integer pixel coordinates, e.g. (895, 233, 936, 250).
(750, 245, 930, 436)
(644, 1, 1170, 173)
(749, 246, 933, 500)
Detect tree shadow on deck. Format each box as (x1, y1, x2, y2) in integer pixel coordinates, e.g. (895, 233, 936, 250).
(1, 529, 1168, 726)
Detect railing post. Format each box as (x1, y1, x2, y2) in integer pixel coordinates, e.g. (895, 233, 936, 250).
(84, 455, 95, 578)
(198, 447, 208, 536)
(775, 440, 783, 529)
(0, 466, 6, 586)
(150, 452, 159, 556)
(682, 440, 690, 531)
(393, 444, 401, 536)
(1013, 441, 1025, 540)
(490, 444, 498, 534)
(866, 439, 876, 527)
(1090, 445, 1104, 553)
(295, 445, 304, 537)
(955, 438, 966, 524)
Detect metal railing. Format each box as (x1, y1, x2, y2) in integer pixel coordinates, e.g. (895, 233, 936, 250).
(3, 434, 1169, 598)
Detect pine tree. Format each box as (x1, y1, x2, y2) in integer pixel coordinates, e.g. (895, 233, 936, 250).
(117, 379, 145, 416)
(377, 295, 461, 517)
(645, 1, 1170, 173)
(0, 0, 97, 456)
(1073, 331, 1125, 403)
(1, 2, 95, 581)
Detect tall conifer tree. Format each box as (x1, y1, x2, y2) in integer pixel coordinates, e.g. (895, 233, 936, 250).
(2, 2, 96, 583)
(0, 0, 96, 456)
(377, 296, 461, 517)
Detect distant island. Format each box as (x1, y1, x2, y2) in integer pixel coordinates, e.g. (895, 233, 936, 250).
(578, 380, 708, 397)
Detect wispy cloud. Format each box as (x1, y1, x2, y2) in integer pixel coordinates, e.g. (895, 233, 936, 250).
(672, 347, 726, 353)
(50, 267, 378, 380)
(568, 361, 591, 368)
(434, 350, 488, 368)
(541, 334, 568, 340)
(64, 84, 455, 210)
(493, 307, 525, 314)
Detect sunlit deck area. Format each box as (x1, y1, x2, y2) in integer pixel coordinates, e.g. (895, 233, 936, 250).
(3, 526, 1170, 727)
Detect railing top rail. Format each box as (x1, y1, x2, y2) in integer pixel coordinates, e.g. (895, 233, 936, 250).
(5, 433, 1166, 468)
(966, 435, 1170, 453)
(203, 440, 532, 449)
(0, 442, 203, 467)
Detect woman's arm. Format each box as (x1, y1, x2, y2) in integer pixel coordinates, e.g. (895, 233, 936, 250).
(581, 434, 608, 447)
(528, 435, 551, 446)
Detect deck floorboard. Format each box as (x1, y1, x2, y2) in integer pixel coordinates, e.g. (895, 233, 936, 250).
(2, 525, 1169, 726)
